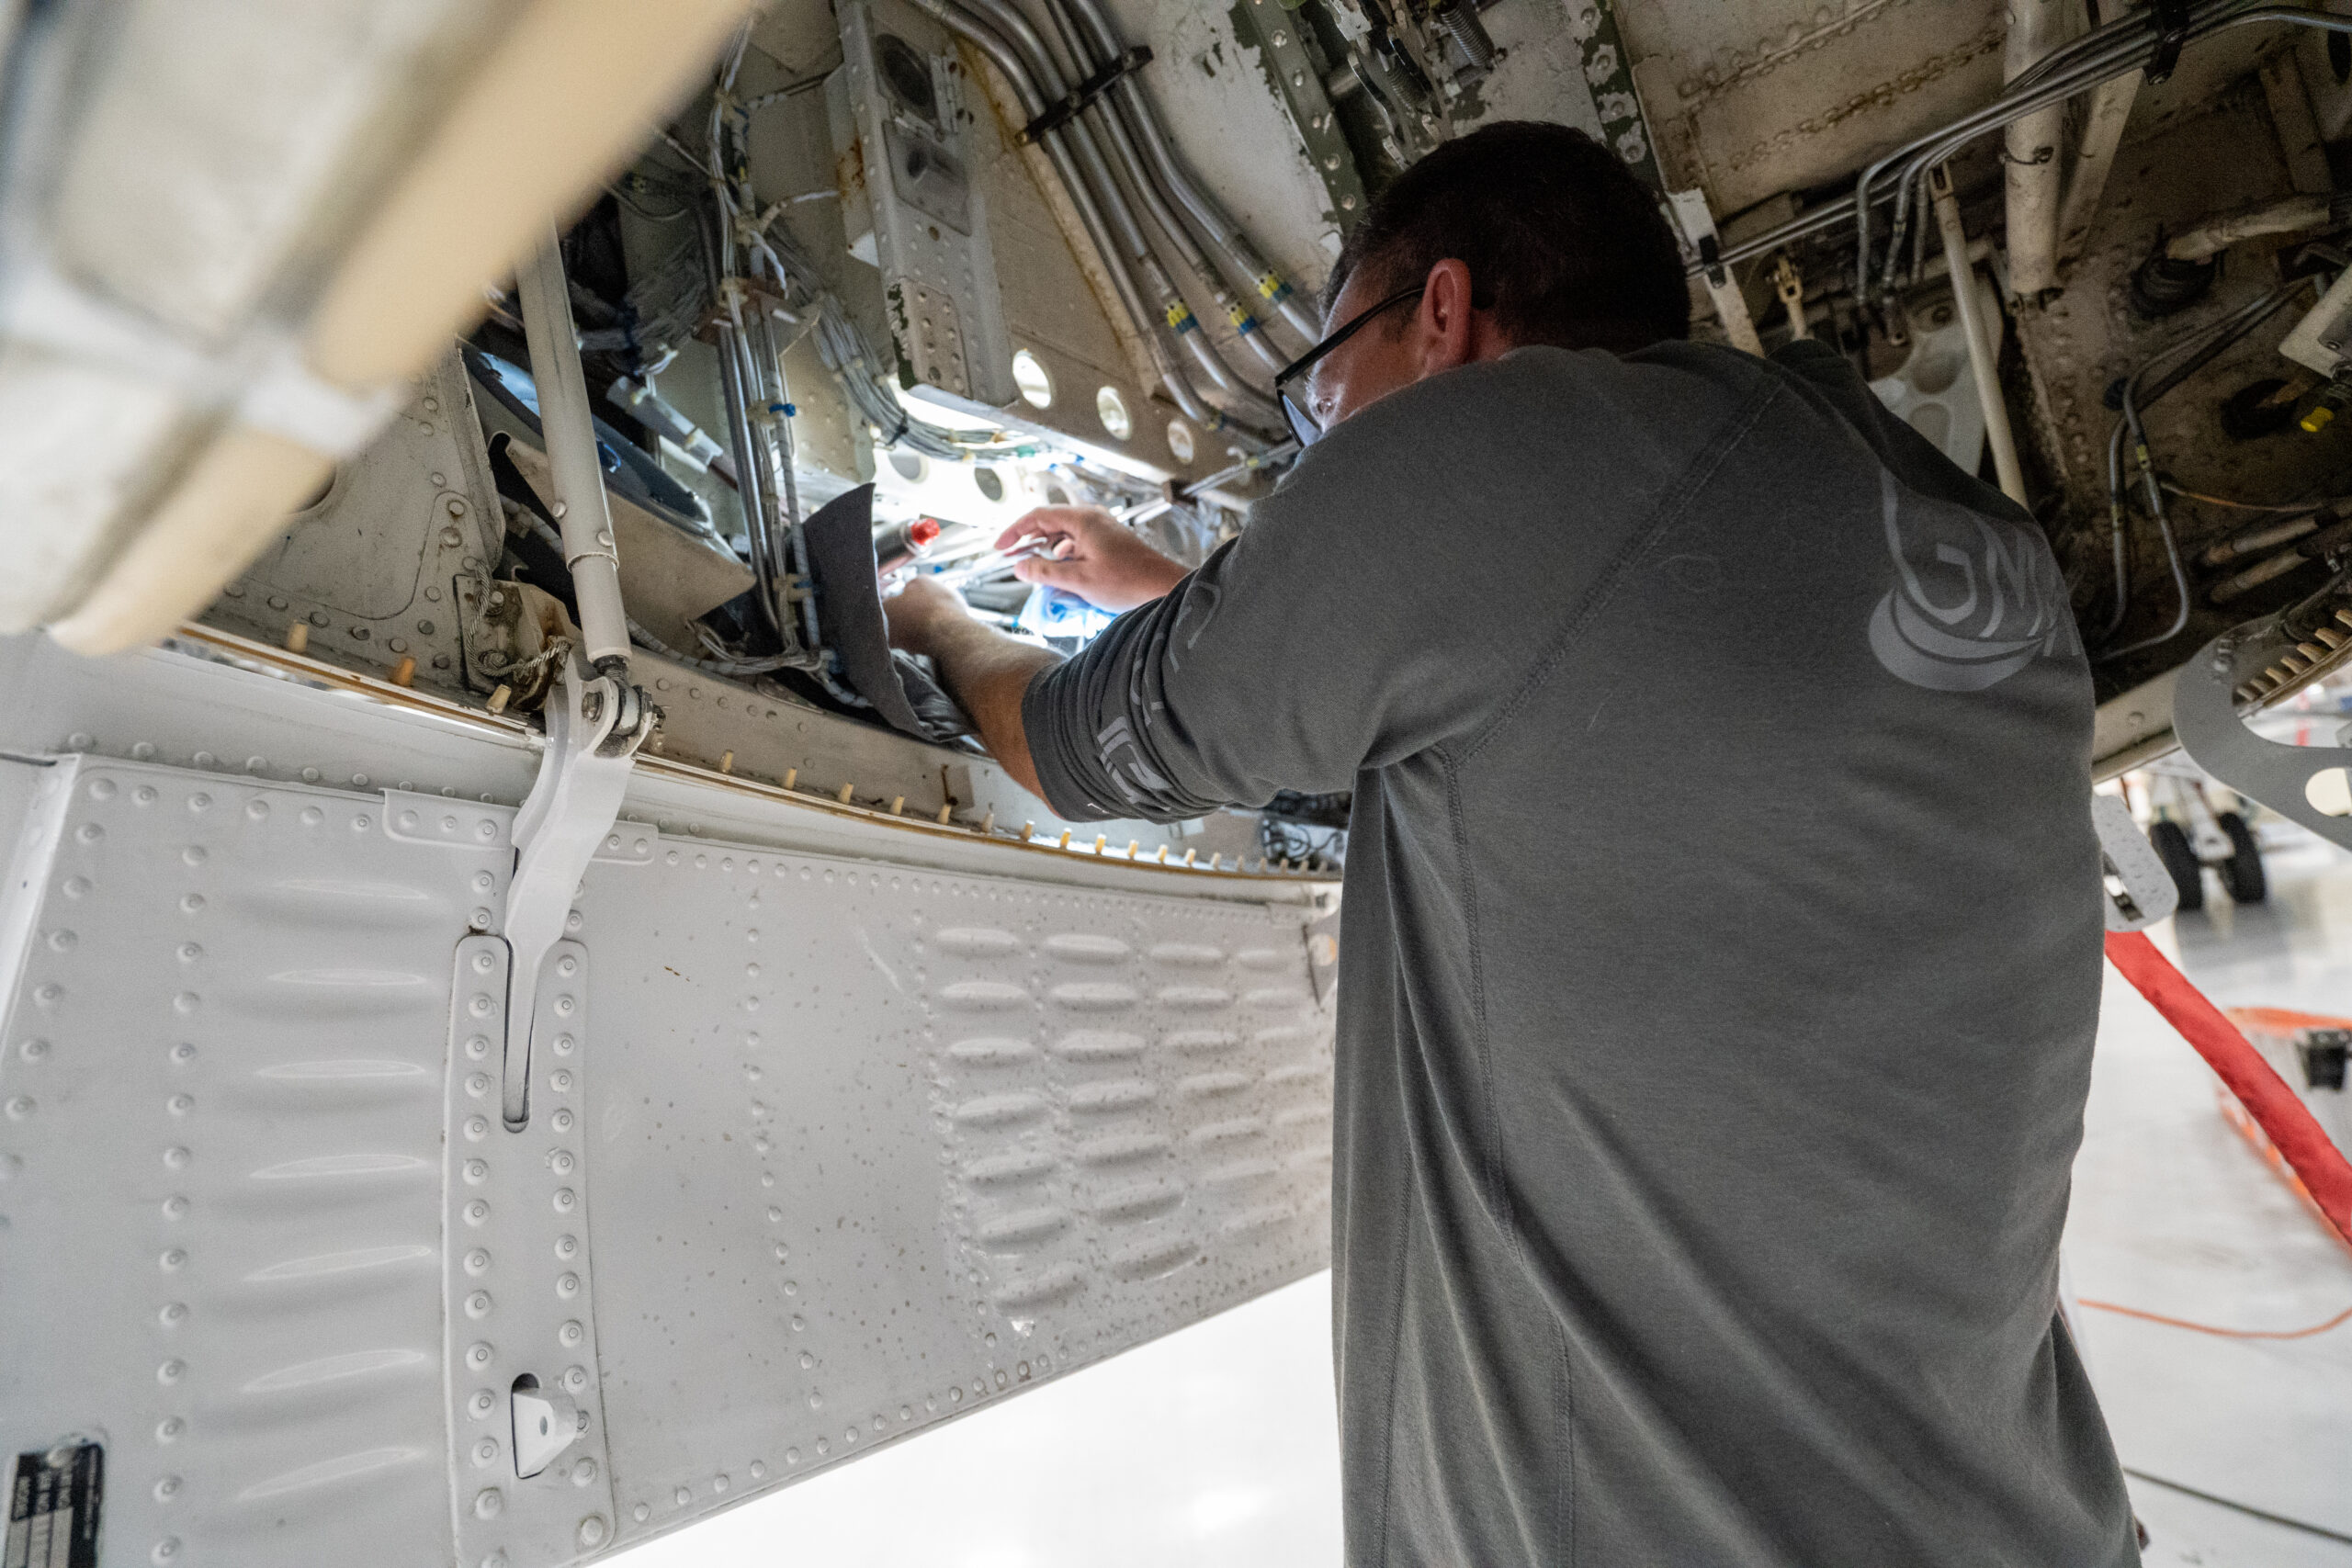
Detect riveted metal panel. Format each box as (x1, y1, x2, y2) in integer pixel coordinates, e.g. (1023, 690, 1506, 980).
(0, 759, 461, 1568)
(0, 725, 1335, 1566)
(578, 842, 1334, 1549)
(449, 935, 626, 1566)
(205, 351, 502, 691)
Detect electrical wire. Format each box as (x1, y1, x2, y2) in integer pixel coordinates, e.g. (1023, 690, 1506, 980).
(739, 64, 839, 113)
(656, 128, 719, 181)
(577, 236, 705, 360)
(2099, 286, 2303, 656)
(2078, 1295, 2352, 1339)
(2120, 1468, 2352, 1545)
(606, 181, 695, 223)
(741, 215, 1003, 462)
(690, 622, 821, 675)
(1724, 4, 2352, 299)
(2164, 482, 2331, 512)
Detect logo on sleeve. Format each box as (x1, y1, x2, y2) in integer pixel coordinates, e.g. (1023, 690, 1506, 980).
(1868, 469, 2079, 692)
(1094, 716, 1174, 809)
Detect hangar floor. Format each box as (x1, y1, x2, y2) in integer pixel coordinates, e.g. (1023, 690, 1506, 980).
(613, 836, 2352, 1568)
(2078, 831, 2352, 1566)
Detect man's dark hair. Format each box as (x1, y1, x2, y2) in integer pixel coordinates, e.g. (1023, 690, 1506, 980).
(1321, 120, 1689, 353)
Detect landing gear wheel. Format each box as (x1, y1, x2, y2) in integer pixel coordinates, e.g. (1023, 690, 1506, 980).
(2217, 811, 2267, 904)
(2151, 819, 2205, 911)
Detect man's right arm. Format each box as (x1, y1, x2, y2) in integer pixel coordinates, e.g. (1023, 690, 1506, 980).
(883, 579, 1059, 798)
(883, 505, 1190, 800)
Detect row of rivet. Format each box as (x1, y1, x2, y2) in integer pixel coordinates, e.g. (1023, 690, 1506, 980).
(13, 779, 216, 1566)
(455, 938, 607, 1564)
(623, 1358, 1054, 1529)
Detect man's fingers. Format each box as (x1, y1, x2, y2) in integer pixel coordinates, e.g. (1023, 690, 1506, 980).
(996, 503, 1120, 551)
(995, 510, 1067, 551)
(1013, 557, 1081, 591)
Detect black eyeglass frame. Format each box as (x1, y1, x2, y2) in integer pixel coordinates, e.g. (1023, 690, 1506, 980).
(1272, 284, 1427, 446)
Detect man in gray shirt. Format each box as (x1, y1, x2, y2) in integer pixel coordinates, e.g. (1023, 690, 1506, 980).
(885, 120, 2132, 1567)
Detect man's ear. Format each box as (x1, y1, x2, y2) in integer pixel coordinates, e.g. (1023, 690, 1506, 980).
(1415, 258, 1479, 372)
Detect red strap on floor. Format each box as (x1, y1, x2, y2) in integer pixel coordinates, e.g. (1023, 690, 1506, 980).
(2104, 930, 2352, 1247)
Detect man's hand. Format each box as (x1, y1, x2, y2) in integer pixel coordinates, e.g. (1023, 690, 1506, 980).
(998, 505, 1187, 612)
(883, 575, 1058, 798)
(881, 575, 972, 661)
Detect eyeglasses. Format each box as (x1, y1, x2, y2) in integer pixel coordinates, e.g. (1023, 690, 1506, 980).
(1272, 284, 1426, 446)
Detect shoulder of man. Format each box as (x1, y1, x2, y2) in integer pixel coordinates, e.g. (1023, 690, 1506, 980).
(1250, 342, 1774, 537)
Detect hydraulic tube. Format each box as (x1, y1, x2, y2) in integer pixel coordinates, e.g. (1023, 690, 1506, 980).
(697, 201, 786, 638)
(963, 0, 1274, 421)
(1863, 2, 2352, 301)
(1041, 0, 1287, 372)
(1062, 0, 1320, 343)
(2199, 511, 2324, 567)
(2167, 191, 2344, 263)
(515, 226, 631, 669)
(916, 0, 1268, 439)
(1710, 3, 2352, 286)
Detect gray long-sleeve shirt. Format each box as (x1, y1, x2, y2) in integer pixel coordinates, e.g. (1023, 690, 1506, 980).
(1022, 339, 2133, 1567)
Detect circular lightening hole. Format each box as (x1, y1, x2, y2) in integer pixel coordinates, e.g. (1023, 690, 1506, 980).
(1012, 349, 1054, 409)
(1096, 386, 1133, 440)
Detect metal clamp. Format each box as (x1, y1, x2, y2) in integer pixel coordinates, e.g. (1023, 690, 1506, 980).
(1017, 45, 1153, 145)
(2145, 0, 2192, 83)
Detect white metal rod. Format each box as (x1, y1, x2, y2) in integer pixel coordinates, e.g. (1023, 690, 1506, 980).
(2055, 71, 2139, 265)
(2001, 0, 2076, 296)
(515, 226, 631, 666)
(1930, 169, 2029, 505)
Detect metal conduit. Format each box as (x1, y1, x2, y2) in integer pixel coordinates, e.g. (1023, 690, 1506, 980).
(910, 0, 1247, 435)
(1710, 5, 2352, 292)
(1038, 0, 1289, 371)
(1859, 1, 2224, 296)
(1870, 2, 2236, 286)
(697, 202, 787, 641)
(933, 0, 1280, 436)
(962, 0, 1275, 419)
(1858, 3, 2352, 302)
(2099, 285, 2301, 653)
(1061, 28, 1292, 376)
(967, 0, 1283, 416)
(1060, 0, 1319, 344)
(1869, 2, 2241, 297)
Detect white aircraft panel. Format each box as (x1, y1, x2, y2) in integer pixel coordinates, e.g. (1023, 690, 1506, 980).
(0, 726, 1334, 1567)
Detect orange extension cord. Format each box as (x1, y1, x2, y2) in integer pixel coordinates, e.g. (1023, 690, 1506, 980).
(2091, 931, 2352, 1341)
(2075, 1296, 2352, 1340)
